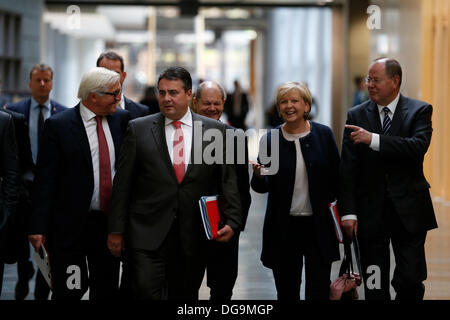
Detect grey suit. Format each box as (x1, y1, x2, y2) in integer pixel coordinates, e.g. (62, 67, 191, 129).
(109, 111, 242, 299)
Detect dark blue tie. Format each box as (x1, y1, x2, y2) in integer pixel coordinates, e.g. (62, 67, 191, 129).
(382, 107, 391, 135)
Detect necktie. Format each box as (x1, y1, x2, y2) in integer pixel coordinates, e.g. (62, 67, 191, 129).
(172, 120, 185, 183)
(382, 107, 391, 135)
(37, 104, 45, 149)
(95, 116, 112, 213)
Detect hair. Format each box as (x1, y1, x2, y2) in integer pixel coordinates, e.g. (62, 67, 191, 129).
(96, 51, 125, 72)
(373, 57, 402, 87)
(29, 63, 53, 79)
(196, 81, 227, 101)
(77, 67, 121, 101)
(354, 76, 363, 86)
(276, 81, 312, 119)
(157, 67, 192, 92)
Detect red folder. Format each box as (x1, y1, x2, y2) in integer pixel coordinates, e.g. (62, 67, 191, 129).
(329, 200, 344, 243)
(199, 195, 221, 240)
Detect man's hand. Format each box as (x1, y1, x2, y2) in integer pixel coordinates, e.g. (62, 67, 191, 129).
(215, 224, 235, 243)
(341, 219, 358, 239)
(250, 160, 265, 179)
(345, 125, 372, 145)
(107, 233, 124, 257)
(29, 234, 45, 253)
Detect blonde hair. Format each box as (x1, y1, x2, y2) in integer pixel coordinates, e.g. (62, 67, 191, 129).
(276, 81, 312, 119)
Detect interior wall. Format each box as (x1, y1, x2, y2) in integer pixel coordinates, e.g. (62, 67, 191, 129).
(421, 0, 450, 201)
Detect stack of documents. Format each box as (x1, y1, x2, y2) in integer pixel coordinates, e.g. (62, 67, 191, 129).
(329, 200, 344, 243)
(199, 195, 221, 240)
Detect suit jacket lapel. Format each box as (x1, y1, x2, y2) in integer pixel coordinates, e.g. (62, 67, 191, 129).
(151, 113, 177, 180)
(365, 101, 382, 133)
(50, 100, 57, 115)
(71, 104, 93, 172)
(184, 112, 202, 180)
(25, 98, 32, 125)
(107, 113, 121, 159)
(390, 95, 407, 136)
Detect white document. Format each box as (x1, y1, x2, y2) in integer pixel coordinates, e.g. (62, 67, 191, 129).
(34, 244, 52, 289)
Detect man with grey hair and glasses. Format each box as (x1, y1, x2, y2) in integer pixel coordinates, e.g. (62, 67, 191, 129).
(28, 67, 130, 300)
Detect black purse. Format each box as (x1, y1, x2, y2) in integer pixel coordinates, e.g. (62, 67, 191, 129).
(330, 231, 363, 300)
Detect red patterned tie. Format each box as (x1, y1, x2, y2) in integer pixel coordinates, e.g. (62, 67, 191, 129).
(95, 116, 112, 213)
(172, 120, 185, 183)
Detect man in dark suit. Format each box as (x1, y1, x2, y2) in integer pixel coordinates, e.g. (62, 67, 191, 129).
(97, 51, 150, 119)
(107, 67, 242, 300)
(224, 80, 249, 130)
(192, 80, 251, 300)
(340, 58, 437, 300)
(5, 63, 67, 300)
(0, 111, 20, 297)
(28, 67, 130, 300)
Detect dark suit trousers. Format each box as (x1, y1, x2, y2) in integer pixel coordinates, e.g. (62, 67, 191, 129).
(130, 217, 206, 300)
(271, 216, 332, 300)
(50, 211, 121, 300)
(206, 233, 240, 300)
(359, 196, 427, 300)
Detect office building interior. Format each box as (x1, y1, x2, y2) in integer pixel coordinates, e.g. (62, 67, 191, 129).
(0, 0, 449, 299)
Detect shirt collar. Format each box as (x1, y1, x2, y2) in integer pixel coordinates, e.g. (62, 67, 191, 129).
(377, 93, 400, 115)
(117, 94, 125, 110)
(31, 97, 51, 110)
(79, 102, 97, 122)
(164, 107, 192, 127)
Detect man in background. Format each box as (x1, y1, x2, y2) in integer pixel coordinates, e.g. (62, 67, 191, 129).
(193, 80, 251, 300)
(5, 63, 67, 300)
(97, 51, 149, 119)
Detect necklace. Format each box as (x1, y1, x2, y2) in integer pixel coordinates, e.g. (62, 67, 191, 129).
(283, 120, 309, 134)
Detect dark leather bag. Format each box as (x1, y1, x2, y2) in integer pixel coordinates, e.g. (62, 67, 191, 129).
(330, 232, 363, 300)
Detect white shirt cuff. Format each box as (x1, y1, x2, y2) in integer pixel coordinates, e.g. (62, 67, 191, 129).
(341, 214, 357, 221)
(369, 133, 380, 151)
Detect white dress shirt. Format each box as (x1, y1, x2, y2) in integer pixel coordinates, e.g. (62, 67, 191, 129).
(369, 93, 400, 151)
(164, 108, 193, 170)
(116, 94, 125, 110)
(79, 103, 116, 211)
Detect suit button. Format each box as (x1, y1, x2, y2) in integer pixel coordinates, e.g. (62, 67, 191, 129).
(306, 144, 309, 147)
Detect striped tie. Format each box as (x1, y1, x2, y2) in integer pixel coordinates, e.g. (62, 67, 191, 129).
(382, 107, 391, 135)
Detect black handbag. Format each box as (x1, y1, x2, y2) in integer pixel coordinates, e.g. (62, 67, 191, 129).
(330, 231, 363, 300)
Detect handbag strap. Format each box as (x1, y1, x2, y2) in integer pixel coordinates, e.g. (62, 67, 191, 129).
(352, 230, 363, 280)
(343, 239, 354, 277)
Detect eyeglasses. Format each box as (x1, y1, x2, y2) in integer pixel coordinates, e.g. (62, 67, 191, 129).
(365, 77, 384, 85)
(97, 89, 122, 97)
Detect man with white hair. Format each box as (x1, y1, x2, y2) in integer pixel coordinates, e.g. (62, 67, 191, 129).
(28, 67, 130, 300)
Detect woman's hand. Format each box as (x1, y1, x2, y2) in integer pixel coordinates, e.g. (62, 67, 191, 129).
(250, 160, 265, 179)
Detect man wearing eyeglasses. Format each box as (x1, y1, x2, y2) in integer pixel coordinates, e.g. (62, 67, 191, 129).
(28, 67, 130, 300)
(97, 51, 150, 119)
(339, 58, 437, 300)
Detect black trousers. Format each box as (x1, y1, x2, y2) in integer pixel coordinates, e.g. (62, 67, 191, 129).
(206, 233, 240, 300)
(359, 196, 427, 300)
(271, 216, 332, 300)
(130, 219, 206, 300)
(49, 211, 121, 300)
